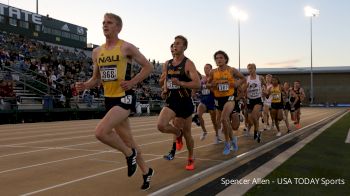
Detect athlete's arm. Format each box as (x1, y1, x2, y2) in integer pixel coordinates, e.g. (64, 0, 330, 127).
(159, 61, 168, 86)
(299, 88, 305, 101)
(121, 41, 153, 90)
(260, 75, 268, 98)
(232, 68, 246, 88)
(206, 70, 215, 89)
(76, 48, 101, 92)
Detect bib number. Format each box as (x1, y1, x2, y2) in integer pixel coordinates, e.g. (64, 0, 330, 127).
(228, 96, 235, 101)
(121, 95, 133, 105)
(272, 94, 281, 102)
(167, 80, 180, 89)
(100, 65, 117, 81)
(201, 89, 210, 95)
(218, 83, 229, 92)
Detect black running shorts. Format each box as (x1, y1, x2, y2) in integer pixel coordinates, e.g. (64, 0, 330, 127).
(246, 97, 263, 113)
(104, 91, 136, 113)
(166, 96, 194, 119)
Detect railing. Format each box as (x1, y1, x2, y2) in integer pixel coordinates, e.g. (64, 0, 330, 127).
(3, 65, 62, 96)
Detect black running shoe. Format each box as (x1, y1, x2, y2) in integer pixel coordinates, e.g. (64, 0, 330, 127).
(163, 151, 175, 160)
(141, 168, 154, 190)
(257, 132, 261, 143)
(192, 115, 200, 126)
(126, 148, 137, 177)
(254, 130, 257, 140)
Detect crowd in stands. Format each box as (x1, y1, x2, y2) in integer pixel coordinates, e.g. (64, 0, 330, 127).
(0, 31, 163, 109)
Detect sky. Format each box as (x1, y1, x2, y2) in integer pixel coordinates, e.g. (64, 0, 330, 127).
(1, 0, 349, 74)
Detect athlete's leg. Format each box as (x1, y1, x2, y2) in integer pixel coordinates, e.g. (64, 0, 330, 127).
(95, 106, 133, 156)
(197, 103, 208, 140)
(157, 107, 180, 135)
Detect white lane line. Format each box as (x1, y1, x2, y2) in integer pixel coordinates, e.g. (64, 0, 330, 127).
(88, 158, 121, 164)
(2, 121, 211, 146)
(0, 151, 111, 174)
(20, 141, 220, 196)
(0, 125, 161, 143)
(174, 156, 223, 162)
(20, 156, 162, 196)
(0, 130, 211, 158)
(0, 118, 158, 133)
(346, 128, 350, 143)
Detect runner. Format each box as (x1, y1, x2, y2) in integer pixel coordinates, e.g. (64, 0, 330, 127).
(282, 82, 292, 133)
(207, 50, 246, 155)
(245, 63, 265, 143)
(229, 86, 244, 149)
(293, 80, 305, 128)
(262, 74, 273, 130)
(267, 76, 284, 136)
(157, 35, 201, 170)
(75, 13, 154, 190)
(195, 64, 221, 143)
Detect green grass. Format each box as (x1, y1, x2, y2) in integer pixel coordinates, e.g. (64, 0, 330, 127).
(246, 112, 350, 196)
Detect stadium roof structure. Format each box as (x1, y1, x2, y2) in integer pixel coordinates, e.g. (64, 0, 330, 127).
(240, 66, 350, 75)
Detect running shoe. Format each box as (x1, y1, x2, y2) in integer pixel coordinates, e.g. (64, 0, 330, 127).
(200, 131, 208, 141)
(276, 132, 282, 137)
(239, 114, 244, 122)
(257, 131, 262, 143)
(254, 130, 257, 140)
(192, 115, 200, 126)
(126, 148, 137, 177)
(163, 151, 175, 160)
(141, 168, 154, 190)
(223, 142, 231, 155)
(244, 127, 250, 136)
(176, 131, 183, 150)
(185, 158, 195, 170)
(215, 136, 223, 144)
(231, 136, 238, 151)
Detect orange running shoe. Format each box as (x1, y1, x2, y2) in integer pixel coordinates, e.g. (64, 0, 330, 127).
(185, 158, 195, 170)
(176, 131, 183, 151)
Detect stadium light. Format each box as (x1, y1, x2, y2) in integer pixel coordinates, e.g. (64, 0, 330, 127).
(230, 6, 248, 71)
(304, 6, 319, 104)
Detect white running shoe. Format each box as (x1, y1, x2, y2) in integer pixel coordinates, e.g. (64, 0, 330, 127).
(276, 132, 282, 137)
(215, 136, 223, 144)
(200, 132, 208, 141)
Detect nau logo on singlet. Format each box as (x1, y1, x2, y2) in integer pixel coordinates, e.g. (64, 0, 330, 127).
(98, 55, 120, 64)
(168, 70, 181, 75)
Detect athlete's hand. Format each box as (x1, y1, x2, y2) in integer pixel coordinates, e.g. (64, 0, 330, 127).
(75, 82, 86, 92)
(161, 90, 169, 100)
(120, 80, 135, 91)
(171, 78, 182, 86)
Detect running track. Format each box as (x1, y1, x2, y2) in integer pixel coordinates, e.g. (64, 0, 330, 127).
(0, 108, 344, 195)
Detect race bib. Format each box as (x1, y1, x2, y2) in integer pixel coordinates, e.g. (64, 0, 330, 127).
(228, 96, 235, 101)
(248, 89, 260, 98)
(100, 65, 117, 81)
(218, 83, 229, 92)
(201, 89, 210, 95)
(121, 95, 133, 105)
(166, 80, 180, 90)
(272, 94, 281, 102)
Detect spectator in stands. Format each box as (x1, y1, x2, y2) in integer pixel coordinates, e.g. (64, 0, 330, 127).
(82, 89, 93, 107)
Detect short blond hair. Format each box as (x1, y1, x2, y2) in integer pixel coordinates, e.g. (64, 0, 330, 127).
(247, 63, 256, 70)
(104, 13, 123, 28)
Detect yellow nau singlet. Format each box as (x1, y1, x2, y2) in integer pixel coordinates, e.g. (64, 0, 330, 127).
(271, 85, 282, 103)
(212, 68, 235, 97)
(96, 40, 128, 97)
